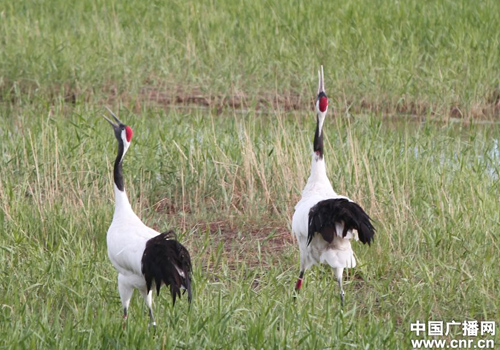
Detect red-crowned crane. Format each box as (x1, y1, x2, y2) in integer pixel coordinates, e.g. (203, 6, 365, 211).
(291, 67, 375, 305)
(103, 109, 192, 327)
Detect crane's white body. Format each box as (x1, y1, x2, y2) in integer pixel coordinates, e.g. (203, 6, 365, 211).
(292, 153, 357, 273)
(107, 185, 159, 290)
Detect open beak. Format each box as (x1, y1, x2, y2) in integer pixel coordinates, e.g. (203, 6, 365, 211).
(102, 107, 124, 127)
(317, 65, 325, 95)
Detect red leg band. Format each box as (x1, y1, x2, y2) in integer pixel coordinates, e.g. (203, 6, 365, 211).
(295, 278, 303, 290)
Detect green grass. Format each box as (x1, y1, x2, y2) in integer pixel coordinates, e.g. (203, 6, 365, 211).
(1, 0, 500, 348)
(0, 106, 499, 349)
(2, 0, 500, 118)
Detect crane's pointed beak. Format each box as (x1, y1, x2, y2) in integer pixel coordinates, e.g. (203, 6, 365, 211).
(104, 107, 124, 125)
(102, 115, 117, 127)
(317, 65, 325, 95)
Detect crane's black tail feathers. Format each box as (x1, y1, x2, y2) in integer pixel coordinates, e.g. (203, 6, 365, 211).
(141, 230, 192, 305)
(308, 198, 375, 246)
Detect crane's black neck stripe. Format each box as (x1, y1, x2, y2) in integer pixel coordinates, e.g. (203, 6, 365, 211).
(313, 115, 324, 159)
(114, 140, 125, 192)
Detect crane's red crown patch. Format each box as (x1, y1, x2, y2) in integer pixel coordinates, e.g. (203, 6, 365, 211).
(125, 126, 133, 142)
(319, 96, 328, 112)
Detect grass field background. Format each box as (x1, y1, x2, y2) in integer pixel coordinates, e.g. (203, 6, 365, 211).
(2, 0, 500, 118)
(1, 0, 499, 349)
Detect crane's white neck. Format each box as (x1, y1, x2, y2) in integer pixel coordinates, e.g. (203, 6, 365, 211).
(108, 125, 138, 223)
(302, 152, 336, 196)
(120, 129, 130, 161)
(317, 114, 325, 135)
(113, 184, 133, 215)
(310, 152, 329, 180)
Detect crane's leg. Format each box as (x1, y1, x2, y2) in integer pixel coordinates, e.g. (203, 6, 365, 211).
(334, 267, 345, 306)
(140, 289, 156, 328)
(295, 252, 307, 293)
(118, 274, 134, 323)
(294, 248, 310, 300)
